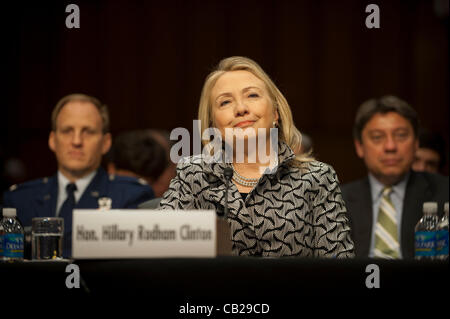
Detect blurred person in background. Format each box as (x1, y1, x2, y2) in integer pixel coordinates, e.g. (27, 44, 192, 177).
(107, 129, 176, 198)
(412, 128, 447, 174)
(341, 95, 449, 259)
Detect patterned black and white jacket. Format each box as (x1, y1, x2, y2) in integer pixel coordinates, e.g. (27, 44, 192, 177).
(158, 141, 355, 258)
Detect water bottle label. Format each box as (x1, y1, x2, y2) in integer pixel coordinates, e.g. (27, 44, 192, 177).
(0, 235, 3, 257)
(414, 231, 436, 257)
(3, 233, 24, 258)
(436, 229, 449, 256)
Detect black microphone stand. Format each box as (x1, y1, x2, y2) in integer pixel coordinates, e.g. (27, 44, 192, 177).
(223, 167, 233, 219)
(216, 167, 234, 256)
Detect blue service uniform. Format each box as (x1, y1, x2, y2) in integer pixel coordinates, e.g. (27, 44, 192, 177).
(2, 168, 155, 258)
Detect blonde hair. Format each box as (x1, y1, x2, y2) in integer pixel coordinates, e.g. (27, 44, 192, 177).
(197, 56, 313, 166)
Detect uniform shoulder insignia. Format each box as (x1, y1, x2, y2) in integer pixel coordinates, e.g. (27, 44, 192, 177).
(8, 176, 51, 192)
(112, 175, 149, 187)
(138, 178, 148, 185)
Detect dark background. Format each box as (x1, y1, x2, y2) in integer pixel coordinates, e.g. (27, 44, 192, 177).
(1, 0, 448, 194)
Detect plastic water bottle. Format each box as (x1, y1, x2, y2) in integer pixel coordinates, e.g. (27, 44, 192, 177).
(414, 202, 439, 260)
(1, 208, 24, 261)
(436, 202, 449, 260)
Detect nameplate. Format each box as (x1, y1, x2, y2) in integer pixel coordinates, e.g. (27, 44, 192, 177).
(72, 209, 216, 259)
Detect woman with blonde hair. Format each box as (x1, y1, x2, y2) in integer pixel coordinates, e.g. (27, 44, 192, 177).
(159, 56, 354, 258)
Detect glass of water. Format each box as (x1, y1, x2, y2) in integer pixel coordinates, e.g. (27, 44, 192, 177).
(31, 217, 64, 260)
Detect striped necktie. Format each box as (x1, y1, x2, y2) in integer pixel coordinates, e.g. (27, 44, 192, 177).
(374, 187, 400, 259)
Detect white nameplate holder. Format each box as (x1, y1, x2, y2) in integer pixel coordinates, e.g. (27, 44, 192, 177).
(72, 209, 216, 259)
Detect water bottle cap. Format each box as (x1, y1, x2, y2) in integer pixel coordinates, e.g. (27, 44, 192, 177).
(2, 207, 17, 217)
(423, 202, 438, 214)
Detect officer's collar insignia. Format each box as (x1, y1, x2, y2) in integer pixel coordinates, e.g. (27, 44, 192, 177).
(91, 191, 99, 197)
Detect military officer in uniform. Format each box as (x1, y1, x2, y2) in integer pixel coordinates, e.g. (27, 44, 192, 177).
(2, 93, 154, 258)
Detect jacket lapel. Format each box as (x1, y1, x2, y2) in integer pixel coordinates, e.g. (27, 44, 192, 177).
(76, 168, 108, 209)
(207, 181, 248, 214)
(347, 178, 373, 257)
(401, 171, 430, 259)
(64, 169, 106, 242)
(202, 141, 296, 230)
(358, 178, 373, 257)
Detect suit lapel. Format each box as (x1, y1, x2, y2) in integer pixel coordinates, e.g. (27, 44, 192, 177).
(351, 178, 373, 257)
(401, 171, 430, 259)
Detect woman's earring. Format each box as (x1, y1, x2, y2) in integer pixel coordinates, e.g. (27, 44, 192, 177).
(273, 121, 278, 128)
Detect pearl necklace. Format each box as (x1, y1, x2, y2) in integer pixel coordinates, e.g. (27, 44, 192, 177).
(231, 164, 259, 187)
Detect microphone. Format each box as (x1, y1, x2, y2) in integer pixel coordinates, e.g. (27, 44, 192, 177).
(216, 167, 234, 256)
(223, 167, 233, 219)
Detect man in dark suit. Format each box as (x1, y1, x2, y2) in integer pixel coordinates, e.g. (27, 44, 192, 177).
(341, 95, 448, 259)
(2, 93, 155, 258)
